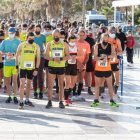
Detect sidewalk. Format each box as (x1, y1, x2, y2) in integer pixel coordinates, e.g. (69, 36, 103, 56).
(0, 55, 140, 140)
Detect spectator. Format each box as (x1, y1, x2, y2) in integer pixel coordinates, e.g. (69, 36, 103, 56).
(126, 30, 135, 66)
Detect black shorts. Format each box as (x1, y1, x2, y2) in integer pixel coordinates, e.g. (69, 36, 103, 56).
(48, 67, 65, 75)
(44, 59, 49, 68)
(111, 63, 119, 71)
(94, 71, 112, 78)
(86, 59, 94, 72)
(20, 69, 34, 80)
(65, 64, 77, 76)
(0, 62, 3, 69)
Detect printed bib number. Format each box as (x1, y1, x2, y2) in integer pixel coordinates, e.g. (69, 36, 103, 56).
(98, 60, 107, 67)
(52, 50, 63, 58)
(24, 61, 33, 68)
(68, 55, 76, 64)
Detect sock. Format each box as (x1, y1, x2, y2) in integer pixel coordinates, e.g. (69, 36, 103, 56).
(64, 89, 70, 100)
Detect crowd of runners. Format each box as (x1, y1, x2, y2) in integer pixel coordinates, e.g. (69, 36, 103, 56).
(0, 19, 136, 109)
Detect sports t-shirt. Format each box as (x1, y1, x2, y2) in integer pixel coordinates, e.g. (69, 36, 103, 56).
(76, 41, 90, 69)
(34, 34, 46, 57)
(0, 38, 21, 66)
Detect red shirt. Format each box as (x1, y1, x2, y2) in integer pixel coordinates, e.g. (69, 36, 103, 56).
(126, 36, 135, 49)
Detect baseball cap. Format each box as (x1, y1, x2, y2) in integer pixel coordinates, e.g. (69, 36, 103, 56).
(8, 27, 16, 33)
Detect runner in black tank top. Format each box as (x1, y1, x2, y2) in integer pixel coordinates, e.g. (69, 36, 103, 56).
(91, 33, 119, 108)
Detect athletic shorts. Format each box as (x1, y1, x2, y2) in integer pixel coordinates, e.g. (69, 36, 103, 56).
(20, 69, 34, 80)
(4, 66, 17, 78)
(94, 71, 112, 78)
(111, 63, 119, 72)
(0, 62, 3, 69)
(86, 60, 94, 72)
(65, 64, 77, 76)
(44, 59, 49, 68)
(48, 67, 65, 75)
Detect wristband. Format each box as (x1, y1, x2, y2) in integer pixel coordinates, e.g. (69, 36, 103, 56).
(16, 65, 19, 69)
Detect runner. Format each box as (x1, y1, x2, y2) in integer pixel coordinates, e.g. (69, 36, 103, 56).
(108, 27, 122, 95)
(33, 24, 46, 99)
(44, 29, 70, 109)
(43, 24, 53, 95)
(75, 30, 90, 100)
(85, 29, 95, 95)
(16, 32, 40, 109)
(65, 35, 80, 106)
(91, 33, 119, 107)
(0, 27, 20, 104)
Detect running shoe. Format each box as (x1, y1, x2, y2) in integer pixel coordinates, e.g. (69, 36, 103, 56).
(19, 102, 24, 109)
(59, 101, 65, 109)
(39, 92, 43, 99)
(5, 96, 12, 103)
(110, 100, 119, 107)
(25, 100, 35, 107)
(34, 92, 38, 99)
(46, 100, 52, 109)
(88, 88, 93, 95)
(13, 97, 18, 104)
(65, 99, 69, 106)
(91, 100, 99, 107)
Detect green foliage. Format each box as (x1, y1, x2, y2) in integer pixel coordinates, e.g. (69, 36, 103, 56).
(134, 8, 140, 24)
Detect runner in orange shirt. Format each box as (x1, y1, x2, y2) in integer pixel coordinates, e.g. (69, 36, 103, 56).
(74, 30, 90, 101)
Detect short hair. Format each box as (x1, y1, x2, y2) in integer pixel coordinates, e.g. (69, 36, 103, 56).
(67, 35, 77, 41)
(44, 24, 52, 30)
(35, 24, 41, 29)
(22, 23, 28, 28)
(101, 33, 109, 40)
(78, 30, 86, 35)
(27, 32, 34, 38)
(52, 29, 60, 35)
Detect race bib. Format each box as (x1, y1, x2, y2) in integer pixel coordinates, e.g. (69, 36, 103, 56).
(24, 61, 33, 68)
(98, 60, 107, 67)
(68, 55, 76, 64)
(52, 50, 63, 58)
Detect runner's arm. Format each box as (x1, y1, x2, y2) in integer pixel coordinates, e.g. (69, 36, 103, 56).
(63, 43, 70, 61)
(44, 43, 53, 61)
(116, 39, 123, 56)
(94, 44, 101, 61)
(15, 44, 22, 66)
